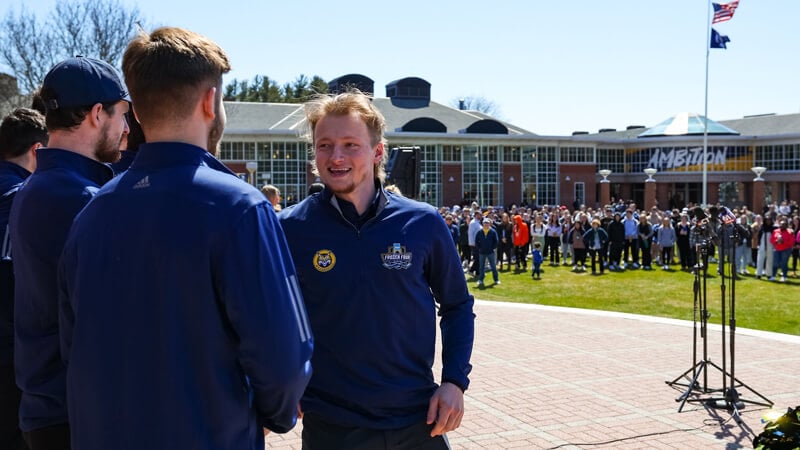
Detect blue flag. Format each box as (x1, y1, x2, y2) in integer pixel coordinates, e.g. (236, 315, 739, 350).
(710, 28, 730, 49)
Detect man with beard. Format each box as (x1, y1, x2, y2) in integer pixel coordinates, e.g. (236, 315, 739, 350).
(57, 28, 312, 450)
(8, 56, 129, 450)
(279, 91, 474, 449)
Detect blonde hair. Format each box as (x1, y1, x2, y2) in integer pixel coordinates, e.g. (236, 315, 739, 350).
(260, 184, 280, 202)
(259, 184, 280, 211)
(304, 90, 388, 182)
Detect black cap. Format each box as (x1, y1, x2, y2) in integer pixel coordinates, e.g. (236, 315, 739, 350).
(42, 56, 130, 111)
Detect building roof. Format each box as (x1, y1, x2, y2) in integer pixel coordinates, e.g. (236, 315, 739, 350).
(719, 112, 800, 137)
(223, 97, 535, 138)
(224, 102, 305, 133)
(637, 112, 739, 138)
(223, 98, 800, 142)
(574, 112, 800, 143)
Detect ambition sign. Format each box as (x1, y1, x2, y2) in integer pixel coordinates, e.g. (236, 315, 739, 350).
(646, 146, 726, 171)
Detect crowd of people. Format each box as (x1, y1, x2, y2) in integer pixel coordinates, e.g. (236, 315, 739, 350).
(1, 27, 474, 450)
(442, 198, 800, 284)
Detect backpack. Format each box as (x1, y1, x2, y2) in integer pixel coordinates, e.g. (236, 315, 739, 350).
(753, 406, 800, 450)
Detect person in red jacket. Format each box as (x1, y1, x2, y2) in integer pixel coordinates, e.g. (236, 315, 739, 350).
(770, 218, 796, 282)
(512, 214, 530, 271)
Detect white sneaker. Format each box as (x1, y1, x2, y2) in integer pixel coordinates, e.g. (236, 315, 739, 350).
(768, 277, 776, 281)
(780, 276, 786, 282)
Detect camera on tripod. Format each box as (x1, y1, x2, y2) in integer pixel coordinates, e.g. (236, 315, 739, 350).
(691, 206, 718, 246)
(694, 226, 714, 249)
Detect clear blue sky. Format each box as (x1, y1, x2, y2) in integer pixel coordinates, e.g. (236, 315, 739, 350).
(7, 0, 799, 136)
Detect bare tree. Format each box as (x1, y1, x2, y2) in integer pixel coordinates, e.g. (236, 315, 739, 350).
(0, 7, 55, 94)
(451, 95, 503, 118)
(85, 0, 140, 63)
(50, 2, 91, 62)
(0, 0, 144, 95)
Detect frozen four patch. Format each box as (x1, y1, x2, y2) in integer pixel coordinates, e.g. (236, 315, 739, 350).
(381, 243, 412, 270)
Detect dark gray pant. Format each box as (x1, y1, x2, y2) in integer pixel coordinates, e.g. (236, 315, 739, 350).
(302, 414, 450, 450)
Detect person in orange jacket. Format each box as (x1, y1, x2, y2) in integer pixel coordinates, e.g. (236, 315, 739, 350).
(512, 214, 530, 271)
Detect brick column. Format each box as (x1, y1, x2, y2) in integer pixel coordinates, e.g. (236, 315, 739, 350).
(600, 180, 610, 208)
(645, 179, 657, 211)
(752, 179, 765, 216)
(707, 182, 720, 206)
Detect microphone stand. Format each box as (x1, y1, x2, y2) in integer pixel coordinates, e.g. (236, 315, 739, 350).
(667, 225, 713, 411)
(667, 216, 773, 420)
(703, 222, 773, 422)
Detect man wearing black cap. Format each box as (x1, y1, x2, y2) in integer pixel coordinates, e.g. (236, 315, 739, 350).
(8, 56, 130, 450)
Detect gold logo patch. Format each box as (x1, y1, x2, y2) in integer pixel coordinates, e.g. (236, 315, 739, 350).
(313, 249, 336, 272)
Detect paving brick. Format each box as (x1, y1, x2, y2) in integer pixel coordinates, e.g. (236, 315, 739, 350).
(264, 300, 800, 449)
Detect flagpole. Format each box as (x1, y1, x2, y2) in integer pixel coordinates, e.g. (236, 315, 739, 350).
(702, 0, 711, 207)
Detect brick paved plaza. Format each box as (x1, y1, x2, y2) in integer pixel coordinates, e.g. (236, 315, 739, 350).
(265, 300, 800, 449)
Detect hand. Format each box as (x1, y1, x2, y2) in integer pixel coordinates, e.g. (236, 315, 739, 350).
(426, 382, 464, 437)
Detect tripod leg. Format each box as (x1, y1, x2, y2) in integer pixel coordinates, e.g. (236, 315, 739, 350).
(726, 388, 744, 424)
(676, 361, 706, 413)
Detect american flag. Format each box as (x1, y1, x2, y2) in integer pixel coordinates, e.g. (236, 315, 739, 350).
(712, 1, 739, 24)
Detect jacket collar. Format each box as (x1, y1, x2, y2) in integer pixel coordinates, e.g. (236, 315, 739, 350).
(0, 160, 31, 179)
(129, 142, 235, 176)
(321, 179, 388, 225)
(36, 148, 113, 185)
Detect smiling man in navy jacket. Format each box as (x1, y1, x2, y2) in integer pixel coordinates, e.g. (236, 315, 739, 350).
(9, 56, 130, 450)
(280, 91, 475, 449)
(57, 28, 312, 450)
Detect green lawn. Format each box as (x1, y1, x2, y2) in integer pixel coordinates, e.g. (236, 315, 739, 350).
(468, 261, 800, 336)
